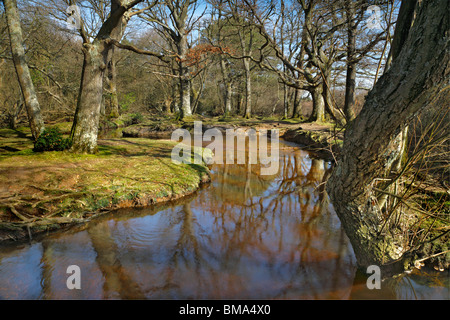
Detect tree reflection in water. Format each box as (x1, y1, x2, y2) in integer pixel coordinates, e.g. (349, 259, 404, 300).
(0, 141, 448, 299)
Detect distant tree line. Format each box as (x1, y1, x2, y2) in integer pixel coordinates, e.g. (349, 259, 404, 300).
(0, 0, 397, 152)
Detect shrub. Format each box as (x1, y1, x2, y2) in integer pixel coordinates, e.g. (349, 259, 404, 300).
(33, 127, 71, 152)
(130, 112, 144, 124)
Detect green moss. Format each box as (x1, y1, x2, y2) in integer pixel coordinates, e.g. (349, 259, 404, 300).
(0, 136, 210, 225)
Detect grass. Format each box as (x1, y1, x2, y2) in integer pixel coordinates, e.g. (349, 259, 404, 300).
(0, 128, 210, 240)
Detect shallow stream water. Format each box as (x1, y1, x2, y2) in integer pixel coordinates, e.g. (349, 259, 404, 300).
(0, 139, 448, 299)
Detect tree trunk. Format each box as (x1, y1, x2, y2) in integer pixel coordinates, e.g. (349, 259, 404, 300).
(70, 45, 106, 153)
(326, 0, 449, 276)
(3, 0, 44, 140)
(8, 98, 23, 129)
(283, 84, 288, 119)
(239, 26, 253, 120)
(220, 58, 232, 116)
(70, 1, 133, 153)
(243, 58, 252, 119)
(322, 74, 343, 125)
(291, 88, 301, 119)
(171, 63, 180, 114)
(179, 74, 191, 117)
(105, 46, 120, 118)
(343, 2, 357, 122)
(178, 30, 192, 118)
(225, 81, 232, 115)
(309, 86, 325, 123)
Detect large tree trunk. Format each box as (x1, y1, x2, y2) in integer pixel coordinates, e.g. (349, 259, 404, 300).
(3, 0, 44, 140)
(326, 0, 449, 276)
(70, 45, 106, 153)
(322, 73, 344, 125)
(178, 30, 192, 118)
(309, 85, 325, 123)
(70, 1, 135, 153)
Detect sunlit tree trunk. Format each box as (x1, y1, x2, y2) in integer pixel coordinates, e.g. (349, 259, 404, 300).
(3, 0, 44, 140)
(178, 28, 192, 118)
(105, 46, 120, 118)
(70, 0, 138, 153)
(327, 0, 449, 276)
(309, 85, 325, 123)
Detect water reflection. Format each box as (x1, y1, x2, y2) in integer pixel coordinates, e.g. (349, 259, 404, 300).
(0, 142, 448, 299)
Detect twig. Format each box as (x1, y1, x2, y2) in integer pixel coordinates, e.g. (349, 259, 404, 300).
(31, 191, 87, 208)
(7, 205, 29, 222)
(414, 250, 450, 263)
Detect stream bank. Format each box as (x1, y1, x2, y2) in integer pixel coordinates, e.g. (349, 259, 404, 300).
(0, 130, 210, 243)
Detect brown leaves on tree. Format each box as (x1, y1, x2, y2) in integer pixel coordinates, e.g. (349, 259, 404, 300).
(178, 43, 234, 67)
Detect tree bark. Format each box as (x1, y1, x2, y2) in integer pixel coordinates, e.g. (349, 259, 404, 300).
(105, 46, 120, 118)
(220, 58, 233, 116)
(8, 98, 23, 130)
(3, 0, 44, 140)
(178, 29, 192, 118)
(171, 61, 180, 114)
(343, 1, 357, 122)
(70, 0, 137, 153)
(291, 88, 301, 119)
(283, 84, 289, 119)
(243, 57, 252, 119)
(70, 45, 106, 153)
(322, 72, 344, 125)
(239, 27, 253, 119)
(309, 85, 325, 123)
(326, 0, 449, 276)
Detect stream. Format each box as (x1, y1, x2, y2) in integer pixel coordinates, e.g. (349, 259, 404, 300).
(0, 139, 448, 299)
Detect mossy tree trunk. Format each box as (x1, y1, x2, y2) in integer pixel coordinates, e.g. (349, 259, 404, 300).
(326, 0, 449, 276)
(70, 0, 140, 153)
(309, 85, 325, 123)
